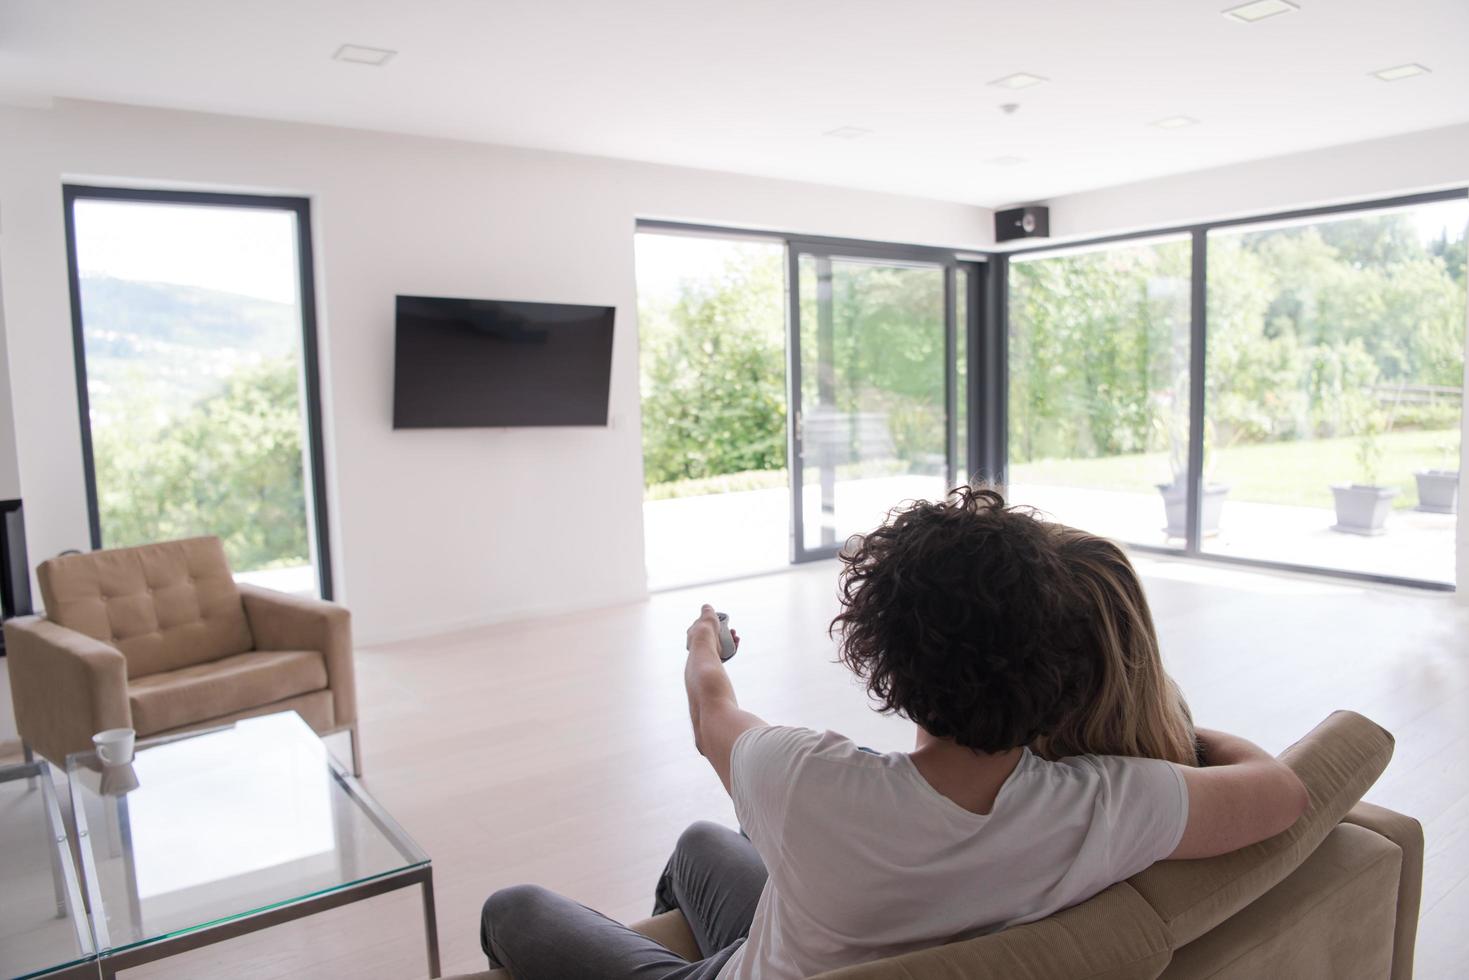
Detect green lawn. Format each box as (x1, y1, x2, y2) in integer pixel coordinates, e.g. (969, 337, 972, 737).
(647, 428, 1461, 511)
(1011, 428, 1460, 511)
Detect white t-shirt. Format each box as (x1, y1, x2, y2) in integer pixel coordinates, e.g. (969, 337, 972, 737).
(717, 726, 1189, 980)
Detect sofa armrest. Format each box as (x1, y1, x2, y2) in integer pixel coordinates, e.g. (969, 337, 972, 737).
(238, 584, 356, 727)
(4, 615, 130, 765)
(1127, 710, 1395, 948)
(1343, 801, 1422, 980)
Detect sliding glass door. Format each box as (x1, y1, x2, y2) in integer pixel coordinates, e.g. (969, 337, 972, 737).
(1004, 190, 1467, 589)
(1201, 199, 1468, 585)
(64, 187, 331, 597)
(634, 226, 972, 585)
(789, 245, 957, 561)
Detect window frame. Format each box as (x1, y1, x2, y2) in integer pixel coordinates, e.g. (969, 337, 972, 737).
(62, 184, 334, 599)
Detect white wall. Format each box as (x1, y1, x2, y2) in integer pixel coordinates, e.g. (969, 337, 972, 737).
(1037, 122, 1469, 244)
(0, 99, 994, 653)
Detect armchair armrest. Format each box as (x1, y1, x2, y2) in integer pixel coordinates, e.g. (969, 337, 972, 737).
(238, 584, 356, 728)
(5, 615, 130, 765)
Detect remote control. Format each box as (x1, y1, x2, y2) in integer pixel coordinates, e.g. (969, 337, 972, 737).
(715, 612, 737, 662)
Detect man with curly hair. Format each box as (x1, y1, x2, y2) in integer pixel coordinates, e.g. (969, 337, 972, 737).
(481, 487, 1307, 980)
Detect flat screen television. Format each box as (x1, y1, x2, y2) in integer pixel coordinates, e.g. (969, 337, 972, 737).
(393, 295, 615, 428)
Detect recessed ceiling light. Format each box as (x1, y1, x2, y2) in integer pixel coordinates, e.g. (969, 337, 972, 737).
(988, 72, 1048, 91)
(333, 44, 396, 67)
(1371, 63, 1431, 82)
(1151, 115, 1199, 130)
(1222, 0, 1299, 24)
(824, 126, 873, 139)
(987, 155, 1027, 166)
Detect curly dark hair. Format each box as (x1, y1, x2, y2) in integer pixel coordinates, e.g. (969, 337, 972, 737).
(831, 486, 1097, 753)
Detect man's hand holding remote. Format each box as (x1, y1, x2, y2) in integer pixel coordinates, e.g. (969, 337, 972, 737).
(683, 604, 761, 793)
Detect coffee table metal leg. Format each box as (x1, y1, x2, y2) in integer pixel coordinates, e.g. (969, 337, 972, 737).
(421, 870, 441, 978)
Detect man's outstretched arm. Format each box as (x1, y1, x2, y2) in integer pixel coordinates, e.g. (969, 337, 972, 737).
(685, 605, 767, 794)
(1168, 728, 1310, 860)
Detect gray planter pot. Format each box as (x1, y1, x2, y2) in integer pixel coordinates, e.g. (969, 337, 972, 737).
(1413, 469, 1459, 514)
(1330, 484, 1399, 535)
(1157, 482, 1228, 539)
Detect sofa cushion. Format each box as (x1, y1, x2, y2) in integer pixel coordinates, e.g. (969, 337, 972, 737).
(128, 650, 327, 736)
(38, 537, 253, 678)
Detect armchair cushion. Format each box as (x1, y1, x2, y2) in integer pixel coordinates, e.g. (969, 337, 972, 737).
(37, 537, 252, 678)
(127, 649, 328, 736)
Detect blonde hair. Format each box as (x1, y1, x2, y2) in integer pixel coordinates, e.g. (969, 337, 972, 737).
(1031, 526, 1200, 767)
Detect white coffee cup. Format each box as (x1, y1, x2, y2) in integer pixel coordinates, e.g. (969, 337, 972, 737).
(93, 728, 136, 767)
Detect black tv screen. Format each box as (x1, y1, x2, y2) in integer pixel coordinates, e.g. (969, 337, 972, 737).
(393, 295, 615, 428)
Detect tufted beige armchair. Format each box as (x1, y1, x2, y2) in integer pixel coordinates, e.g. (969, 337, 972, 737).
(5, 536, 360, 773)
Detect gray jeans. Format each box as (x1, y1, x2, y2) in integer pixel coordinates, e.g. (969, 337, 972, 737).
(481, 821, 769, 979)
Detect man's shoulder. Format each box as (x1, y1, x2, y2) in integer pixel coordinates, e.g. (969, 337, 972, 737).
(734, 726, 884, 776)
(735, 724, 840, 758)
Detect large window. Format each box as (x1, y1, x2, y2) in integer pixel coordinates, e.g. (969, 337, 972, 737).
(1008, 237, 1193, 546)
(65, 187, 330, 597)
(1202, 201, 1468, 584)
(1006, 193, 1467, 588)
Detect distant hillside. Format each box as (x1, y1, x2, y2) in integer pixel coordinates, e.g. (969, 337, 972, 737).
(79, 276, 301, 413)
(79, 276, 297, 358)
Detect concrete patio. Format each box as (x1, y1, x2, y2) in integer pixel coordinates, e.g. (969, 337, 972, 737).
(644, 478, 1455, 589)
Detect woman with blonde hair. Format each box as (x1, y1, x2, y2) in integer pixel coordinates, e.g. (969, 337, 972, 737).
(1032, 524, 1202, 767)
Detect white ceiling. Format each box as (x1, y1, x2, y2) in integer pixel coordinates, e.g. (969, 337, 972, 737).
(1, 0, 1465, 208)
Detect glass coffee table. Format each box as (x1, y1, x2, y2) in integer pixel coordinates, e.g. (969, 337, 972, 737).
(0, 759, 96, 980)
(67, 712, 439, 979)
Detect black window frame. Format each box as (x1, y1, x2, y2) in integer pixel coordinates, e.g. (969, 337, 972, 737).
(62, 184, 335, 599)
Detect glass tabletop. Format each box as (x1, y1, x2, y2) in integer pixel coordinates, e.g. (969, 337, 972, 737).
(0, 761, 95, 980)
(66, 711, 428, 956)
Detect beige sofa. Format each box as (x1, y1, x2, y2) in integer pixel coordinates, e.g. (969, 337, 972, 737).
(5, 536, 360, 773)
(458, 711, 1417, 980)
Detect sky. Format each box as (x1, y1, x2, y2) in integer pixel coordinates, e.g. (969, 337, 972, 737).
(73, 198, 301, 305)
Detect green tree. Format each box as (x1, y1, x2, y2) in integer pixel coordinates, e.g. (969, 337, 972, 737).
(1010, 240, 1191, 464)
(639, 248, 787, 485)
(94, 356, 309, 572)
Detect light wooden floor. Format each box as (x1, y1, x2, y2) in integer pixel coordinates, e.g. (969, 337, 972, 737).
(39, 556, 1469, 978)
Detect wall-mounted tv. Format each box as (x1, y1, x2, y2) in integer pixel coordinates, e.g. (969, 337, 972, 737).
(393, 295, 615, 428)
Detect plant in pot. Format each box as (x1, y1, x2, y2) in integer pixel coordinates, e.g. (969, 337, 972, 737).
(1155, 413, 1229, 540)
(1413, 437, 1459, 514)
(1330, 410, 1398, 535)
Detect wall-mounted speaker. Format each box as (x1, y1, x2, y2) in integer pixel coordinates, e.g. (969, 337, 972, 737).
(995, 205, 1050, 243)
